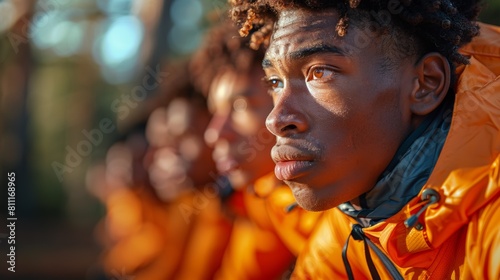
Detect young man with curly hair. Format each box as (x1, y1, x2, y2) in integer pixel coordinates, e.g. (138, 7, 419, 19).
(191, 19, 323, 279)
(229, 0, 500, 279)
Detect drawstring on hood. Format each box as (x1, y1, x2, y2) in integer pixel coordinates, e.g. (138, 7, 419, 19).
(340, 94, 452, 279)
(404, 188, 441, 229)
(284, 202, 299, 213)
(292, 23, 500, 279)
(342, 224, 404, 280)
(339, 96, 452, 226)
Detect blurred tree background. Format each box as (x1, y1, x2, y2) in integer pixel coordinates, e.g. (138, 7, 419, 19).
(0, 0, 498, 279)
(0, 0, 226, 279)
(480, 0, 500, 24)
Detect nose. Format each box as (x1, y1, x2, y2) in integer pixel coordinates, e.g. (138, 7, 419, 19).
(204, 110, 236, 147)
(266, 90, 308, 137)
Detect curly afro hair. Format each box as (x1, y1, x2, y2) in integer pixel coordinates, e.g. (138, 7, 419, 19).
(189, 18, 266, 97)
(229, 0, 482, 68)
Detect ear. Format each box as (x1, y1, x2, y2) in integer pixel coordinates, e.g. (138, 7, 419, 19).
(410, 52, 451, 116)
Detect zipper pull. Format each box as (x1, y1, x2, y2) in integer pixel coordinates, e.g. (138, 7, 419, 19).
(404, 188, 440, 229)
(284, 202, 298, 213)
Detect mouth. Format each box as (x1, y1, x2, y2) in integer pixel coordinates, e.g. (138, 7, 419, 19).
(275, 160, 314, 181)
(272, 144, 316, 181)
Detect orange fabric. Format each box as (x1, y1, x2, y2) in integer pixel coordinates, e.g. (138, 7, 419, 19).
(215, 176, 295, 280)
(293, 22, 500, 279)
(265, 184, 323, 256)
(174, 191, 233, 280)
(101, 173, 321, 280)
(101, 187, 232, 280)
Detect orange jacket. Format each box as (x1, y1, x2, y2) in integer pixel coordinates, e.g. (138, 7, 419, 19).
(101, 187, 193, 279)
(215, 176, 294, 280)
(101, 186, 232, 280)
(215, 173, 323, 279)
(265, 184, 323, 256)
(293, 22, 500, 279)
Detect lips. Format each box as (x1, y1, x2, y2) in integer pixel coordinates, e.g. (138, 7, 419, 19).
(274, 160, 314, 180)
(272, 144, 316, 181)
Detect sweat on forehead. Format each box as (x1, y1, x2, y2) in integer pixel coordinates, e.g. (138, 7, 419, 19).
(231, 0, 481, 68)
(267, 8, 413, 70)
(272, 9, 342, 40)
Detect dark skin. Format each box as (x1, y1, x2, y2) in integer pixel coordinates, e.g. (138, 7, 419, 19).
(205, 66, 275, 189)
(146, 98, 216, 201)
(264, 8, 451, 211)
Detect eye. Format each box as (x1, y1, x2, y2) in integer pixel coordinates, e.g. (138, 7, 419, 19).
(264, 76, 284, 93)
(307, 66, 335, 82)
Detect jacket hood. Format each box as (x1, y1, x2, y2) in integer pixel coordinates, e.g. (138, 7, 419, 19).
(391, 22, 500, 251)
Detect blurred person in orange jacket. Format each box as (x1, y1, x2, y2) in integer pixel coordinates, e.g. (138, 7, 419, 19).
(229, 0, 500, 279)
(88, 60, 232, 280)
(190, 19, 322, 279)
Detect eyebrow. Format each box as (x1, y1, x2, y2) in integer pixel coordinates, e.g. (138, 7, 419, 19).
(262, 44, 347, 69)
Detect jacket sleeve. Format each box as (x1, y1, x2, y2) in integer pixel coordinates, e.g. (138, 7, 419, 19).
(265, 185, 323, 256)
(103, 189, 195, 279)
(215, 190, 295, 280)
(464, 155, 500, 280)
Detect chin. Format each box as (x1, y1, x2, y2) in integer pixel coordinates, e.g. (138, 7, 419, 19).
(287, 181, 334, 212)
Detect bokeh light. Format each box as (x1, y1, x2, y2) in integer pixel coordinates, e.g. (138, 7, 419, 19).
(93, 15, 144, 84)
(170, 0, 203, 27)
(167, 0, 204, 55)
(99, 15, 143, 67)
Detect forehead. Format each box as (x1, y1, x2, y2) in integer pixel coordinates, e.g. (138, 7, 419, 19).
(272, 9, 340, 41)
(266, 8, 387, 63)
(269, 9, 342, 52)
(208, 71, 238, 107)
(209, 67, 265, 103)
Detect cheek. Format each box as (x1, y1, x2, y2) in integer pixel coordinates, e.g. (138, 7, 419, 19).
(233, 110, 266, 135)
(310, 85, 351, 117)
(345, 88, 407, 170)
(366, 85, 406, 138)
(314, 84, 405, 170)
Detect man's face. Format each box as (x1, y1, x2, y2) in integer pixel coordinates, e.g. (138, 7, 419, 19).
(205, 67, 275, 189)
(146, 98, 215, 201)
(264, 9, 416, 211)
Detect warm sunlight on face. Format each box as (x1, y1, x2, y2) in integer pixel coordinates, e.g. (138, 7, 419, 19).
(205, 67, 276, 188)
